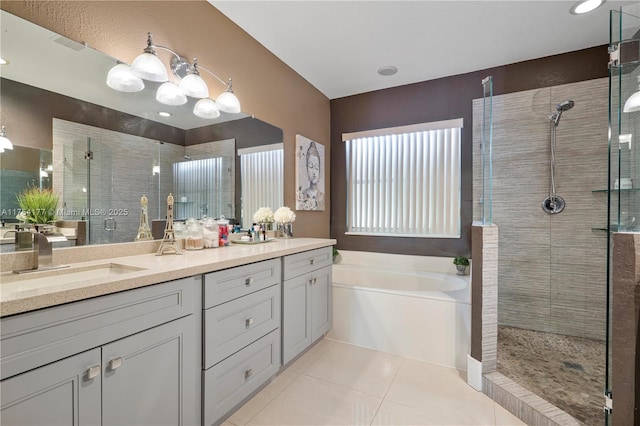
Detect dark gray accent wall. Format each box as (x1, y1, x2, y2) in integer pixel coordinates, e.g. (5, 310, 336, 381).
(330, 46, 608, 257)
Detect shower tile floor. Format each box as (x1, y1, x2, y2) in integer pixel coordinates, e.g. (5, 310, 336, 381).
(498, 326, 606, 426)
(223, 338, 525, 425)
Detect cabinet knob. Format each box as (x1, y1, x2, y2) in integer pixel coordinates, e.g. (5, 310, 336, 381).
(109, 357, 123, 371)
(245, 277, 254, 286)
(245, 317, 254, 328)
(310, 259, 315, 265)
(244, 368, 253, 380)
(86, 365, 101, 380)
(313, 278, 317, 285)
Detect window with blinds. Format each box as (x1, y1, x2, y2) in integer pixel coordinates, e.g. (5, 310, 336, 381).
(238, 144, 284, 229)
(343, 119, 462, 238)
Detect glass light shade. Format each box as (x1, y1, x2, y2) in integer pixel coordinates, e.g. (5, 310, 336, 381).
(570, 0, 604, 14)
(623, 90, 640, 113)
(216, 90, 241, 114)
(156, 82, 187, 106)
(130, 52, 168, 82)
(0, 127, 13, 150)
(106, 63, 144, 92)
(179, 73, 209, 98)
(193, 98, 221, 119)
(40, 169, 49, 178)
(0, 146, 4, 153)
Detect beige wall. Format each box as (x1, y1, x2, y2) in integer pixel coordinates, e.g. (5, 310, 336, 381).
(1, 1, 331, 238)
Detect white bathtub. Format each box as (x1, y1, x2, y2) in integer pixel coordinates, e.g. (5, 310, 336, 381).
(327, 251, 471, 370)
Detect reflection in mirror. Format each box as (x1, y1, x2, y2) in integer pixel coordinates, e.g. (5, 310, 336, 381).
(239, 144, 284, 229)
(53, 119, 235, 245)
(0, 10, 284, 251)
(1, 146, 53, 218)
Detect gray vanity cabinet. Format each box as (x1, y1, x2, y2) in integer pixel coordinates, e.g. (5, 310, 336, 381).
(0, 276, 199, 426)
(1, 348, 102, 425)
(102, 315, 195, 426)
(202, 259, 281, 426)
(282, 247, 332, 365)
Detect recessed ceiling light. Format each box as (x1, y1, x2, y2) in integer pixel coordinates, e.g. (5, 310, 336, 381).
(377, 66, 398, 77)
(570, 0, 605, 15)
(158, 111, 172, 117)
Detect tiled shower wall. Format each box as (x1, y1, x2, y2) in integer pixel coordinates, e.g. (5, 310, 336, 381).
(473, 78, 609, 340)
(53, 119, 184, 245)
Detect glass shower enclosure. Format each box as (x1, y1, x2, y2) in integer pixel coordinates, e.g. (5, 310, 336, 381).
(607, 4, 640, 424)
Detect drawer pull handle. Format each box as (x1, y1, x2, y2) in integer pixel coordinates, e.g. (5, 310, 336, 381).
(313, 278, 317, 285)
(245, 317, 254, 328)
(244, 368, 253, 380)
(245, 277, 254, 286)
(86, 365, 101, 380)
(310, 259, 315, 265)
(109, 357, 123, 371)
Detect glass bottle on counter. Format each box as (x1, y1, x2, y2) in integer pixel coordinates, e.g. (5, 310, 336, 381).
(202, 217, 219, 248)
(184, 218, 204, 250)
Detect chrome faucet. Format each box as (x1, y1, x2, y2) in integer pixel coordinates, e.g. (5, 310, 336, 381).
(13, 225, 69, 274)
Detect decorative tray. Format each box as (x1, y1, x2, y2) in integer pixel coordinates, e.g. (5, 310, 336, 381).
(230, 237, 277, 245)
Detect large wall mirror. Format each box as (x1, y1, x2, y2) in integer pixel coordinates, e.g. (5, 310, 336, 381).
(0, 10, 283, 250)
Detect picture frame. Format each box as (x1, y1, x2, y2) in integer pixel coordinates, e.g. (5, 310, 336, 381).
(295, 134, 325, 211)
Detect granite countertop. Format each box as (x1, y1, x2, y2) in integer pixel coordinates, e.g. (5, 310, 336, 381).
(0, 238, 336, 317)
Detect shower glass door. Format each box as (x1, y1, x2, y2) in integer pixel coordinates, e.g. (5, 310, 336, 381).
(61, 136, 114, 244)
(607, 5, 640, 425)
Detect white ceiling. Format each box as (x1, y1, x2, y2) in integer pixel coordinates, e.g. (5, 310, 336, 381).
(210, 0, 640, 99)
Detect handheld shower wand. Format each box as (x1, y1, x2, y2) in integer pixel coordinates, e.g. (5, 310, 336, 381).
(542, 100, 574, 214)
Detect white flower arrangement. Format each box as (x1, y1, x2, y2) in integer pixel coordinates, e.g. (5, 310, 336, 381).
(274, 206, 296, 224)
(253, 207, 275, 224)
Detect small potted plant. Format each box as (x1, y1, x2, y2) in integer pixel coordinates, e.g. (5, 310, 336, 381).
(332, 247, 339, 263)
(453, 256, 470, 275)
(16, 186, 59, 225)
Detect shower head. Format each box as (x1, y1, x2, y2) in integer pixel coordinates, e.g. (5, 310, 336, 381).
(556, 100, 575, 112)
(183, 155, 192, 161)
(550, 100, 575, 126)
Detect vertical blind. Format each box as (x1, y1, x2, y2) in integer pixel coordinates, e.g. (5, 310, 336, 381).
(344, 120, 461, 237)
(239, 145, 283, 229)
(173, 157, 226, 219)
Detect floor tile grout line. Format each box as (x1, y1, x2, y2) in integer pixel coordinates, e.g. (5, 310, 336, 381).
(368, 355, 406, 425)
(241, 371, 304, 426)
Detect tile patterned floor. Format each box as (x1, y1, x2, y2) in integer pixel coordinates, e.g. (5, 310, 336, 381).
(497, 326, 606, 426)
(222, 339, 525, 426)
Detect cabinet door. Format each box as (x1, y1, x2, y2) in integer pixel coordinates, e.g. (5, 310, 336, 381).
(311, 265, 332, 342)
(282, 274, 312, 365)
(1, 348, 101, 426)
(102, 315, 195, 426)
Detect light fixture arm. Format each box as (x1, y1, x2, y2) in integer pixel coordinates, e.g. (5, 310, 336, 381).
(197, 64, 231, 89)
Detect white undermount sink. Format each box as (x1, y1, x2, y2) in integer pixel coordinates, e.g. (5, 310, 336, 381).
(3, 263, 147, 287)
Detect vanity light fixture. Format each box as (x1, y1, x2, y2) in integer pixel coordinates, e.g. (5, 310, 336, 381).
(623, 76, 640, 113)
(0, 58, 7, 65)
(107, 32, 241, 116)
(106, 62, 144, 92)
(570, 0, 605, 15)
(0, 126, 14, 151)
(158, 111, 172, 117)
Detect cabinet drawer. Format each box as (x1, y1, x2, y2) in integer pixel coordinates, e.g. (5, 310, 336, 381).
(203, 329, 280, 426)
(204, 284, 280, 369)
(1, 276, 199, 381)
(204, 259, 280, 308)
(283, 247, 332, 280)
